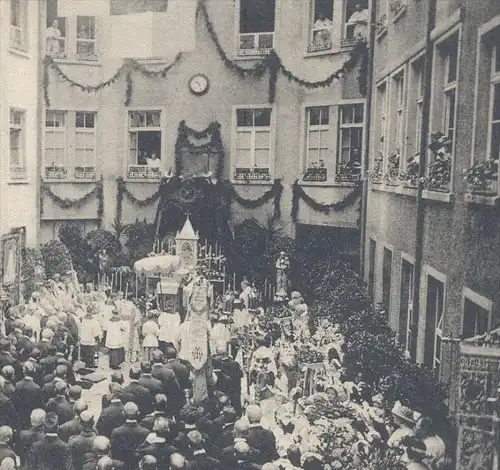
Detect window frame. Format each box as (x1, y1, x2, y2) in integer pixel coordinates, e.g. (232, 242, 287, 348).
(75, 111, 97, 169)
(461, 287, 493, 339)
(428, 25, 461, 190)
(372, 79, 389, 178)
(9, 0, 28, 51)
(400, 252, 416, 359)
(231, 104, 276, 182)
(487, 44, 500, 163)
(126, 108, 164, 179)
(388, 65, 407, 175)
(305, 105, 332, 171)
(234, 0, 280, 58)
(76, 15, 98, 61)
(9, 108, 27, 180)
(407, 53, 426, 159)
(306, 0, 335, 53)
(44, 109, 68, 169)
(337, 101, 364, 178)
(381, 244, 394, 319)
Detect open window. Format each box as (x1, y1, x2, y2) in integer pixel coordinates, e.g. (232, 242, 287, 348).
(423, 273, 445, 377)
(10, 0, 28, 50)
(128, 111, 162, 179)
(336, 103, 363, 182)
(308, 0, 334, 53)
(238, 0, 275, 56)
(9, 109, 27, 180)
(462, 288, 492, 340)
(44, 111, 67, 179)
(76, 16, 97, 61)
(343, 0, 368, 46)
(75, 112, 97, 180)
(303, 106, 330, 181)
(46, 0, 67, 58)
(381, 247, 393, 318)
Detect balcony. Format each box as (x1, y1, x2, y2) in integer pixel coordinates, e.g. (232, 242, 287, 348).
(233, 167, 271, 182)
(44, 165, 68, 180)
(75, 165, 97, 181)
(238, 32, 274, 56)
(9, 166, 27, 181)
(127, 165, 162, 180)
(46, 37, 67, 59)
(303, 166, 328, 182)
(307, 27, 332, 53)
(341, 23, 366, 49)
(335, 163, 361, 183)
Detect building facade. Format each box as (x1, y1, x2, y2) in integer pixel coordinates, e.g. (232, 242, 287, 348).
(38, 0, 366, 255)
(0, 0, 42, 247)
(365, 0, 500, 405)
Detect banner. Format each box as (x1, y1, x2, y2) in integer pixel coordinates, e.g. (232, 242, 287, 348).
(107, 0, 197, 58)
(58, 0, 110, 17)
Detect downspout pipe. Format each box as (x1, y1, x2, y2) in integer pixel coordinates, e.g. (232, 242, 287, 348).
(411, 0, 437, 361)
(359, 0, 377, 279)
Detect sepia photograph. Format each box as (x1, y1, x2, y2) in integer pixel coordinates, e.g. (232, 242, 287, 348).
(0, 0, 498, 468)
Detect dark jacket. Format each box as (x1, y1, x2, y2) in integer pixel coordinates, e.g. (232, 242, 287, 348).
(135, 440, 179, 467)
(46, 395, 75, 425)
(26, 434, 74, 470)
(0, 352, 22, 380)
(0, 442, 17, 464)
(110, 421, 149, 470)
(186, 450, 221, 470)
(140, 411, 166, 432)
(121, 381, 153, 418)
(165, 358, 191, 390)
(40, 354, 58, 378)
(151, 363, 183, 412)
(0, 391, 19, 430)
(16, 425, 45, 465)
(82, 453, 123, 470)
(13, 377, 44, 428)
(2, 380, 15, 398)
(68, 429, 97, 470)
(137, 374, 163, 397)
(247, 425, 280, 464)
(96, 400, 125, 439)
(59, 417, 83, 443)
(222, 443, 260, 469)
(17, 336, 34, 362)
(24, 358, 44, 386)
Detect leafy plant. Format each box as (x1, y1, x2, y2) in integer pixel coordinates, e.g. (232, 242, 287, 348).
(58, 222, 93, 282)
(125, 219, 156, 263)
(22, 248, 46, 300)
(41, 240, 72, 279)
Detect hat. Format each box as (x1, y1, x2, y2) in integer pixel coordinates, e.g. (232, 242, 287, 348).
(391, 401, 421, 425)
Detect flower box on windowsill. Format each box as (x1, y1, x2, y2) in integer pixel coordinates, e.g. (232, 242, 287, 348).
(303, 167, 328, 182)
(9, 166, 28, 181)
(238, 32, 274, 57)
(127, 165, 162, 180)
(237, 48, 272, 57)
(463, 159, 498, 196)
(46, 51, 68, 60)
(307, 41, 332, 53)
(340, 37, 360, 49)
(76, 52, 98, 62)
(233, 167, 271, 182)
(45, 166, 68, 180)
(335, 164, 361, 183)
(75, 166, 97, 181)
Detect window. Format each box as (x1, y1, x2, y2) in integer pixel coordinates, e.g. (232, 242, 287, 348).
(10, 0, 27, 50)
(411, 57, 425, 155)
(423, 274, 444, 377)
(344, 0, 368, 44)
(308, 0, 334, 52)
(337, 103, 363, 181)
(373, 82, 388, 178)
(382, 247, 392, 317)
(305, 106, 330, 179)
(128, 111, 162, 176)
(399, 259, 416, 359)
(368, 239, 376, 299)
(9, 109, 26, 179)
(462, 290, 491, 340)
(46, 0, 66, 58)
(234, 108, 273, 181)
(76, 16, 97, 61)
(44, 110, 98, 180)
(388, 71, 405, 178)
(489, 43, 500, 161)
(238, 0, 275, 55)
(440, 33, 458, 146)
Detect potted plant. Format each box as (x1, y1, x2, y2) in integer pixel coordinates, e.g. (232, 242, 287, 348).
(463, 158, 498, 193)
(303, 160, 328, 182)
(426, 132, 452, 190)
(399, 154, 420, 187)
(385, 149, 401, 184)
(368, 153, 384, 183)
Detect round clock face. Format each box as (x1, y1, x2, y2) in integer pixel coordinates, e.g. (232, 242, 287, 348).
(189, 74, 209, 96)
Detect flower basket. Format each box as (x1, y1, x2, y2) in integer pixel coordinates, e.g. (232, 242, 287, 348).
(426, 132, 452, 190)
(399, 158, 420, 187)
(75, 165, 96, 180)
(385, 151, 400, 184)
(335, 163, 361, 183)
(303, 166, 328, 182)
(298, 345, 325, 364)
(234, 167, 271, 181)
(463, 159, 498, 194)
(368, 154, 384, 183)
(45, 166, 68, 180)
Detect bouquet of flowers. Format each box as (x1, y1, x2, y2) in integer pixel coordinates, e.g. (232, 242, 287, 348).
(134, 292, 155, 313)
(267, 303, 292, 320)
(298, 344, 325, 364)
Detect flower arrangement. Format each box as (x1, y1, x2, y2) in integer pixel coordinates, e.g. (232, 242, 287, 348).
(462, 158, 498, 192)
(426, 132, 452, 189)
(399, 155, 420, 187)
(367, 153, 384, 182)
(385, 150, 400, 183)
(267, 303, 292, 320)
(298, 343, 325, 364)
(303, 160, 328, 182)
(134, 292, 156, 313)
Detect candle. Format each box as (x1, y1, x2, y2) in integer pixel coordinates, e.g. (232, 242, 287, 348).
(135, 275, 139, 299)
(233, 273, 236, 291)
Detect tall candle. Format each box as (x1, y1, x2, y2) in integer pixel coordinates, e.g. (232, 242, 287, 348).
(135, 275, 139, 298)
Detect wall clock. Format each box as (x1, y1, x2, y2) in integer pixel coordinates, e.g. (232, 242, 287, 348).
(188, 74, 210, 96)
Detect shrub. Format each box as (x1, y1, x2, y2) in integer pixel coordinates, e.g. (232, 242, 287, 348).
(58, 222, 93, 282)
(22, 247, 46, 300)
(125, 219, 156, 263)
(41, 240, 72, 279)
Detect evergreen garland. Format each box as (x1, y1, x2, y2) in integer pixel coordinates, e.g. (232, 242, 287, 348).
(116, 177, 163, 224)
(40, 176, 104, 220)
(291, 180, 362, 222)
(125, 72, 133, 106)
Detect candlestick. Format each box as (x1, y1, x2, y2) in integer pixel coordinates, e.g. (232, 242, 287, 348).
(135, 275, 139, 299)
(233, 273, 236, 291)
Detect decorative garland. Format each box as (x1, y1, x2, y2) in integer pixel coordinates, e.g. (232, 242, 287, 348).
(224, 178, 283, 219)
(125, 72, 133, 107)
(199, 1, 368, 103)
(116, 177, 163, 224)
(40, 176, 104, 220)
(291, 180, 362, 222)
(43, 53, 182, 107)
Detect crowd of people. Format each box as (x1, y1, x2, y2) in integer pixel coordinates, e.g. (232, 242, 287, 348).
(0, 271, 447, 470)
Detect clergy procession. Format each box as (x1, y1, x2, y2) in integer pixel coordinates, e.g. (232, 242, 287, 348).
(0, 216, 448, 470)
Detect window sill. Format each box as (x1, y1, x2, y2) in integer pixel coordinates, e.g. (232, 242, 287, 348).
(42, 178, 99, 184)
(304, 48, 340, 58)
(370, 183, 417, 197)
(52, 57, 101, 67)
(391, 6, 407, 23)
(464, 192, 500, 207)
(8, 179, 30, 185)
(299, 181, 359, 188)
(230, 180, 274, 186)
(9, 47, 30, 59)
(232, 53, 272, 62)
(422, 189, 453, 203)
(123, 178, 163, 184)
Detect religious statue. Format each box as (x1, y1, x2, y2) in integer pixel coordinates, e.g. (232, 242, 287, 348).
(276, 252, 290, 294)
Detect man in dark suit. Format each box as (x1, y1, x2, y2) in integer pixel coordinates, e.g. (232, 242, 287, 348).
(1, 366, 16, 398)
(141, 394, 172, 432)
(138, 362, 163, 397)
(0, 376, 18, 430)
(82, 436, 123, 470)
(213, 344, 244, 416)
(134, 417, 179, 467)
(101, 372, 124, 410)
(54, 342, 76, 384)
(221, 420, 260, 468)
(59, 398, 88, 443)
(164, 347, 191, 391)
(246, 405, 279, 464)
(26, 412, 74, 470)
(110, 402, 149, 470)
(0, 339, 21, 380)
(36, 328, 54, 358)
(233, 442, 263, 470)
(96, 384, 125, 439)
(40, 345, 58, 378)
(13, 362, 44, 429)
(16, 408, 46, 466)
(17, 327, 35, 362)
(185, 430, 221, 470)
(46, 381, 74, 425)
(68, 411, 97, 470)
(214, 406, 237, 451)
(42, 364, 67, 401)
(0, 426, 17, 463)
(23, 348, 44, 386)
(151, 351, 182, 415)
(121, 367, 153, 418)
